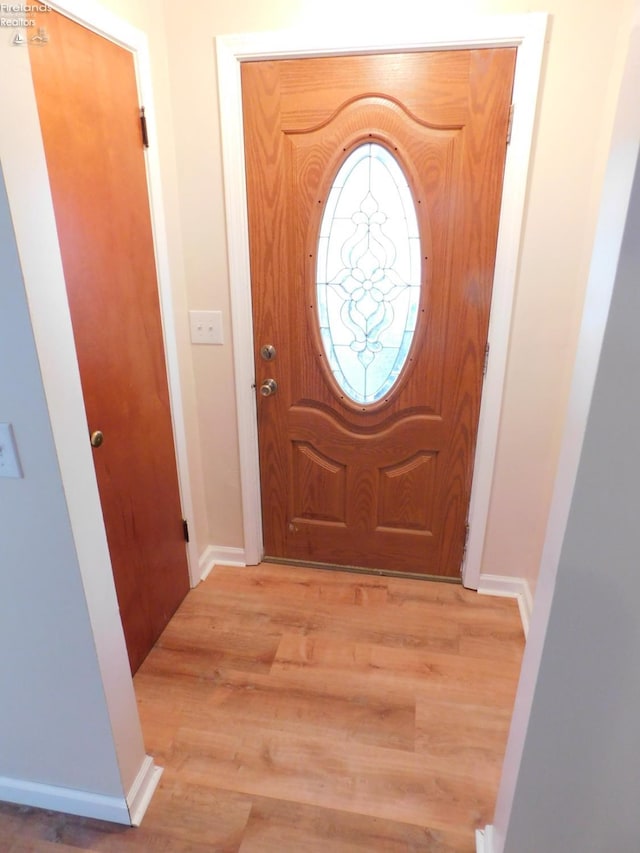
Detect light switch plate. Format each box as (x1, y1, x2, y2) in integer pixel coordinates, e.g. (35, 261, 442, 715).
(0, 423, 23, 478)
(189, 310, 224, 345)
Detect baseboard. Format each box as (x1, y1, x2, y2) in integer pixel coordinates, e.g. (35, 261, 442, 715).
(0, 774, 131, 825)
(199, 545, 247, 581)
(476, 825, 496, 853)
(126, 755, 163, 827)
(477, 573, 533, 638)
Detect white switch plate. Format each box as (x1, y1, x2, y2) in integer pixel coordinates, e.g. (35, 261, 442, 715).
(0, 423, 23, 479)
(189, 310, 224, 345)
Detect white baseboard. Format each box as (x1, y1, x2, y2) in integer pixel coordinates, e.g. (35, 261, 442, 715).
(477, 573, 533, 638)
(199, 545, 247, 581)
(0, 759, 162, 828)
(476, 825, 496, 853)
(126, 755, 163, 827)
(0, 774, 132, 825)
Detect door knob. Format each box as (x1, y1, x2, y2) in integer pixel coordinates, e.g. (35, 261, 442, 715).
(260, 378, 278, 397)
(90, 430, 104, 448)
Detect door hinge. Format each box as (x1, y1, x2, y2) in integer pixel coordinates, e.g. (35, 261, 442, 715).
(461, 523, 470, 573)
(483, 342, 490, 377)
(182, 518, 190, 543)
(140, 106, 149, 149)
(506, 103, 514, 145)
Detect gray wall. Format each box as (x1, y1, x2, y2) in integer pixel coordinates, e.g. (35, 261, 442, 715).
(501, 150, 640, 852)
(0, 164, 124, 796)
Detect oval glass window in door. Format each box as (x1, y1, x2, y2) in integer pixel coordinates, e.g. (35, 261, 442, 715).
(316, 142, 422, 404)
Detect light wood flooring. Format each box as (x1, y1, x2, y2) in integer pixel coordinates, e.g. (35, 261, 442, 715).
(0, 563, 524, 851)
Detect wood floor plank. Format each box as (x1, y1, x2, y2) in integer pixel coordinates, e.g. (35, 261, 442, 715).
(0, 783, 252, 852)
(180, 596, 462, 656)
(208, 563, 391, 604)
(153, 621, 282, 677)
(458, 625, 525, 664)
(239, 795, 476, 853)
(0, 802, 142, 852)
(0, 563, 524, 851)
(385, 575, 516, 609)
(415, 699, 514, 784)
(135, 773, 252, 851)
(7, 841, 82, 853)
(179, 667, 416, 751)
(173, 724, 494, 832)
(272, 633, 521, 707)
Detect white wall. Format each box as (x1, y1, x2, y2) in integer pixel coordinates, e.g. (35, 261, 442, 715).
(479, 0, 634, 593)
(498, 150, 640, 853)
(488, 10, 640, 848)
(154, 0, 633, 589)
(1, 0, 639, 831)
(0, 164, 126, 803)
(0, 17, 157, 822)
(37, 0, 635, 590)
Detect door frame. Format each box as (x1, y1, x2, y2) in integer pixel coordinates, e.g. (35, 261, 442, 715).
(217, 13, 548, 587)
(33, 0, 200, 586)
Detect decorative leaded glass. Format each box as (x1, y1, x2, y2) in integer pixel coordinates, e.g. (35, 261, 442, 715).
(316, 142, 421, 404)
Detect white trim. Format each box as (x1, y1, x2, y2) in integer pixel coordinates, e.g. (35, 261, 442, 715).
(126, 756, 163, 827)
(217, 13, 548, 575)
(199, 545, 248, 581)
(47, 0, 200, 586)
(464, 17, 547, 589)
(216, 35, 264, 566)
(478, 574, 533, 637)
(0, 775, 131, 825)
(476, 825, 496, 853)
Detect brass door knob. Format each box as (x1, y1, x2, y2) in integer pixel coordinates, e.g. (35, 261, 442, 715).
(260, 378, 278, 397)
(90, 430, 104, 448)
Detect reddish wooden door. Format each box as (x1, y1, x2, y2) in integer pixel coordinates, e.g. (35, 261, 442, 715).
(242, 51, 515, 578)
(29, 11, 190, 671)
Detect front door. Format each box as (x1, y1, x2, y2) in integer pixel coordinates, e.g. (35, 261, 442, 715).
(29, 11, 190, 671)
(243, 50, 515, 578)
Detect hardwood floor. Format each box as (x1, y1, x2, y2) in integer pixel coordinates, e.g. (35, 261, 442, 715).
(0, 563, 524, 851)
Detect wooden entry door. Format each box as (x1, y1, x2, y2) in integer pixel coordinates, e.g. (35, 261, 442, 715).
(29, 11, 190, 671)
(242, 50, 515, 578)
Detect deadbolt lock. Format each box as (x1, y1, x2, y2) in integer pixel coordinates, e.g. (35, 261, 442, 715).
(260, 344, 276, 361)
(260, 378, 278, 397)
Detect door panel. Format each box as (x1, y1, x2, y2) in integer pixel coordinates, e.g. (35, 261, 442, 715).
(243, 50, 515, 577)
(29, 11, 190, 671)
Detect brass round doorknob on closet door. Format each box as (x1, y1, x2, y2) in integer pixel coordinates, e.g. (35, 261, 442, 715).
(260, 378, 278, 397)
(90, 430, 104, 448)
